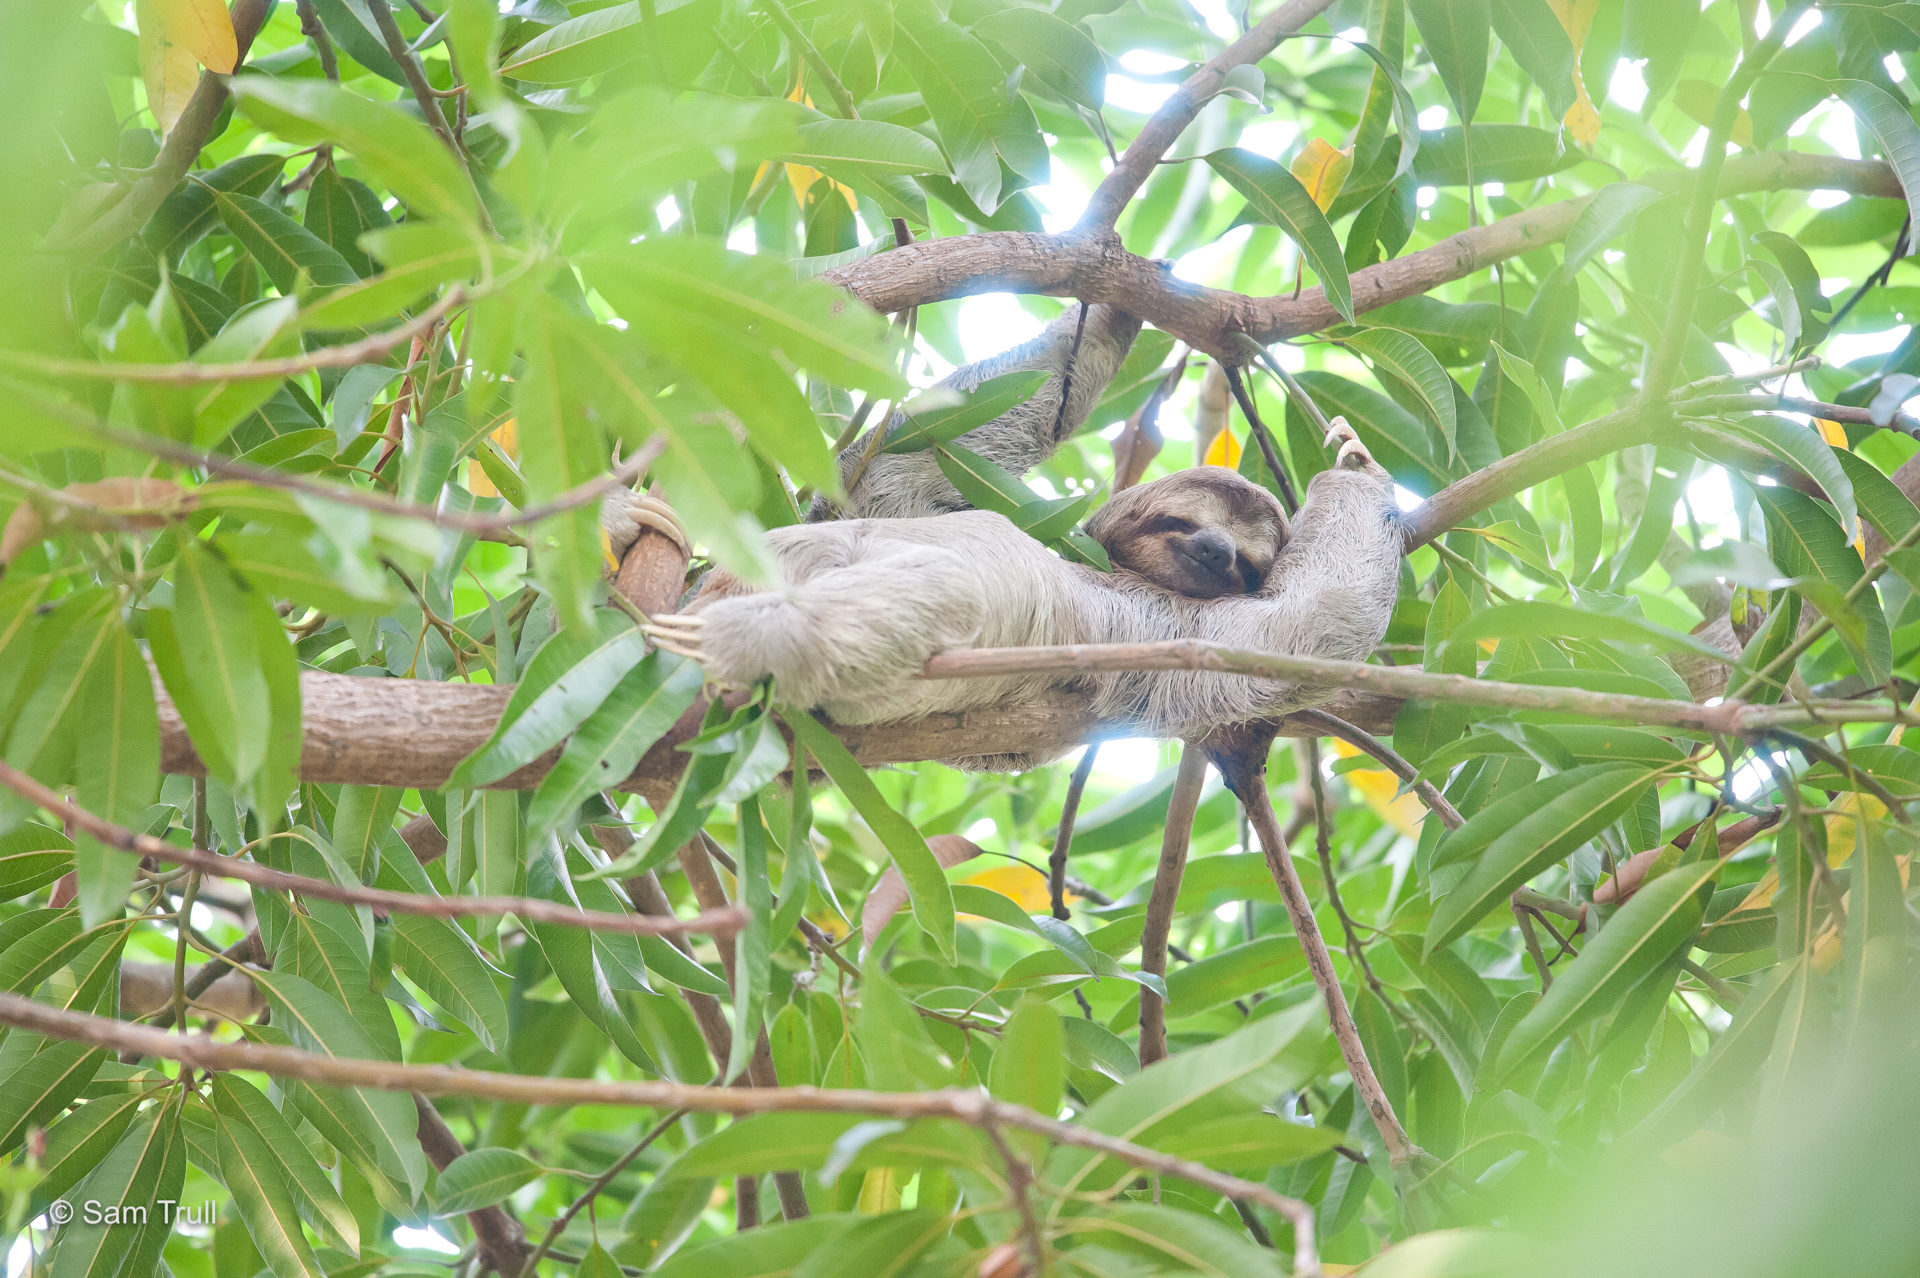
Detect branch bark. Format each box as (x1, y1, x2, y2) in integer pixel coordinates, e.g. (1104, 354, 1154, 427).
(1079, 0, 1339, 228)
(825, 155, 1899, 359)
(1137, 746, 1208, 1068)
(0, 991, 1322, 1276)
(0, 758, 744, 939)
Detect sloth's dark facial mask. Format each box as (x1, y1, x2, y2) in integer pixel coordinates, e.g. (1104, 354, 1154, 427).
(1085, 469, 1286, 599)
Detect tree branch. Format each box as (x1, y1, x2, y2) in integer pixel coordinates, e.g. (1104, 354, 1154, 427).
(0, 991, 1322, 1276)
(825, 155, 1899, 360)
(0, 759, 745, 940)
(1079, 0, 1338, 228)
(1138, 746, 1208, 1068)
(47, 0, 276, 258)
(415, 1096, 534, 1276)
(1, 290, 466, 384)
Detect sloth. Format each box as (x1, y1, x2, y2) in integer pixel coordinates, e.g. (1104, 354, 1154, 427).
(808, 303, 1143, 522)
(645, 420, 1402, 759)
(604, 302, 1284, 601)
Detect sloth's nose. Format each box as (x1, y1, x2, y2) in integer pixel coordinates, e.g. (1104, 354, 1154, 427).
(1187, 529, 1235, 573)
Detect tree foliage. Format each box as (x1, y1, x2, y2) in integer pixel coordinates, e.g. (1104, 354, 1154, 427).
(4, 0, 1920, 1275)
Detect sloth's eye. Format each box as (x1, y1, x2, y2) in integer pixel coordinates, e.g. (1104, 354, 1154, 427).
(1151, 516, 1196, 535)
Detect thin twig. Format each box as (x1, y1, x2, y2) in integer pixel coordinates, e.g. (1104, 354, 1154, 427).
(517, 1109, 685, 1278)
(1211, 733, 1422, 1172)
(982, 1123, 1047, 1277)
(1, 290, 465, 384)
(1305, 740, 1385, 1000)
(1640, 6, 1806, 401)
(364, 0, 468, 164)
(0, 761, 745, 941)
(1223, 364, 1299, 513)
(920, 640, 1916, 735)
(1294, 709, 1464, 829)
(1048, 745, 1100, 921)
(760, 0, 858, 118)
(0, 991, 1323, 1274)
(2, 381, 663, 539)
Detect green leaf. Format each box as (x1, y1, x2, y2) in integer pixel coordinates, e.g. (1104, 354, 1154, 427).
(497, 1, 658, 83)
(1206, 147, 1354, 323)
(1047, 1002, 1321, 1198)
(164, 541, 270, 791)
(433, 1148, 543, 1215)
(218, 1109, 327, 1278)
(31, 1093, 144, 1216)
(973, 7, 1106, 112)
(1426, 763, 1662, 953)
(528, 651, 704, 834)
(73, 624, 157, 926)
(48, 1099, 183, 1278)
(1708, 415, 1855, 542)
(990, 997, 1067, 1131)
(1409, 0, 1490, 124)
(450, 615, 651, 788)
(214, 191, 359, 295)
(1754, 486, 1891, 684)
(1838, 80, 1920, 251)
(1565, 183, 1661, 271)
(1412, 124, 1575, 185)
(1055, 1202, 1285, 1278)
(1497, 860, 1716, 1074)
(882, 371, 1048, 453)
(230, 77, 481, 227)
(782, 711, 955, 963)
(1492, 0, 1575, 118)
(255, 971, 429, 1201)
(1344, 327, 1458, 457)
(1446, 599, 1730, 661)
(0, 824, 75, 900)
(582, 240, 905, 397)
(209, 1076, 360, 1252)
(893, 0, 1049, 210)
(1488, 340, 1562, 435)
(785, 118, 948, 180)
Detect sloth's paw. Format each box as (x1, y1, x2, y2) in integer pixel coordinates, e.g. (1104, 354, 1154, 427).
(643, 612, 706, 663)
(1322, 417, 1375, 470)
(601, 491, 689, 564)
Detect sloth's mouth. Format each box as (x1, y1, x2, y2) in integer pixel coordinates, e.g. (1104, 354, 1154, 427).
(1169, 545, 1239, 597)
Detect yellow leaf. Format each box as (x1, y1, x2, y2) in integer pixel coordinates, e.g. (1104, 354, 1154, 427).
(1290, 138, 1353, 212)
(1202, 427, 1242, 468)
(1549, 0, 1604, 146)
(959, 864, 1064, 915)
(1816, 418, 1847, 448)
(1331, 740, 1425, 837)
(1674, 80, 1754, 150)
(136, 0, 202, 136)
(466, 416, 516, 498)
(165, 0, 237, 72)
(806, 911, 850, 944)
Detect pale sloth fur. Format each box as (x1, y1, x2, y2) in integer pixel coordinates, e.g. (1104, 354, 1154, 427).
(666, 422, 1402, 754)
(810, 303, 1142, 521)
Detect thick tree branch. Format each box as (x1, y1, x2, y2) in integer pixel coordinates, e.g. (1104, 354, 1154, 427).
(826, 154, 1899, 360)
(1079, 0, 1339, 228)
(0, 991, 1322, 1276)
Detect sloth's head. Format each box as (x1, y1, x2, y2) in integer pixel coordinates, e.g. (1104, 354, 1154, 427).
(1086, 468, 1286, 598)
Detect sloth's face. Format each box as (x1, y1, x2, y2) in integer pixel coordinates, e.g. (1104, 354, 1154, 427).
(1086, 469, 1286, 599)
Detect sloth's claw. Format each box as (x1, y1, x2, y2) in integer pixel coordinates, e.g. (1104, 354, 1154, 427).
(1335, 436, 1376, 470)
(643, 612, 707, 661)
(1322, 415, 1358, 451)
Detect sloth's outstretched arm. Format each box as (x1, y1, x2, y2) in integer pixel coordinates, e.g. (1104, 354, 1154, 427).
(1107, 429, 1405, 739)
(812, 303, 1144, 521)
